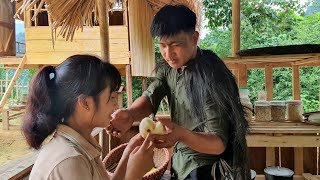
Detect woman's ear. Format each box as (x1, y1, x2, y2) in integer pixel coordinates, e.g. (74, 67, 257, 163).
(78, 95, 94, 111)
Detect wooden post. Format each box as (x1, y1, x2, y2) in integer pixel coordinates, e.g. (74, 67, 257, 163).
(292, 65, 301, 100)
(239, 65, 248, 88)
(292, 65, 304, 175)
(265, 65, 275, 167)
(96, 0, 111, 156)
(231, 0, 246, 87)
(294, 147, 304, 175)
(123, 0, 128, 26)
(266, 133, 276, 167)
(99, 130, 109, 159)
(142, 77, 147, 92)
(97, 0, 110, 62)
(2, 108, 9, 130)
(126, 65, 133, 106)
(232, 0, 240, 57)
(0, 0, 15, 56)
(265, 65, 273, 100)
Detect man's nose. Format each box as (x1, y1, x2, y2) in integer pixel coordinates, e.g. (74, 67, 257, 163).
(167, 47, 175, 59)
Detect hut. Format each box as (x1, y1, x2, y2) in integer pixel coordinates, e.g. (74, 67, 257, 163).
(0, 0, 202, 109)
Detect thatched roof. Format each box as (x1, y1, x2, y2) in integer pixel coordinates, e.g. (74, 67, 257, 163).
(14, 0, 202, 41)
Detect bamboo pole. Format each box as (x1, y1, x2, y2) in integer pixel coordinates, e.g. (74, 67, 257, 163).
(126, 65, 133, 106)
(232, 0, 240, 57)
(97, 0, 110, 62)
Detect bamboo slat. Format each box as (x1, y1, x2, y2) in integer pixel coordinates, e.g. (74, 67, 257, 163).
(25, 26, 128, 40)
(26, 52, 129, 65)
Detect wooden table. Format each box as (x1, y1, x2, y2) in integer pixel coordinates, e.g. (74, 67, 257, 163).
(247, 121, 320, 177)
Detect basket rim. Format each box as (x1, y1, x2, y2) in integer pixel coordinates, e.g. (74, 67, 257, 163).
(103, 143, 171, 178)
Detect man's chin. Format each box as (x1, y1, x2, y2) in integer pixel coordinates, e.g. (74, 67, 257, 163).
(168, 63, 181, 69)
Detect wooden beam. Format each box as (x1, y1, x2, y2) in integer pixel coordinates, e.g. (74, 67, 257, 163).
(226, 61, 320, 69)
(0, 55, 26, 110)
(0, 57, 23, 64)
(232, 0, 240, 57)
(126, 65, 133, 106)
(25, 26, 128, 40)
(246, 135, 320, 147)
(265, 65, 273, 100)
(97, 0, 110, 62)
(224, 53, 320, 63)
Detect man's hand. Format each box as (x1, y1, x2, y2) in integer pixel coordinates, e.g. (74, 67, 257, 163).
(107, 109, 134, 137)
(150, 118, 183, 148)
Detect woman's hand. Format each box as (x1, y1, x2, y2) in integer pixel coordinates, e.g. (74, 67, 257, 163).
(125, 134, 155, 180)
(122, 134, 144, 158)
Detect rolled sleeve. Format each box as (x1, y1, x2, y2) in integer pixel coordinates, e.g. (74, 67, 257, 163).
(204, 98, 230, 146)
(142, 67, 169, 114)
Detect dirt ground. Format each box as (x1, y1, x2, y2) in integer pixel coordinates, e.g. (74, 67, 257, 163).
(0, 117, 31, 166)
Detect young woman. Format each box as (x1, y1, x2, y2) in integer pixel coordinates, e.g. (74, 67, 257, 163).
(23, 55, 154, 180)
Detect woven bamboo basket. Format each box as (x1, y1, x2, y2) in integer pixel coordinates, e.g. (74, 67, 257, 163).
(103, 143, 170, 180)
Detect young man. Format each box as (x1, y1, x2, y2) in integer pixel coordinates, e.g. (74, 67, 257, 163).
(108, 4, 250, 180)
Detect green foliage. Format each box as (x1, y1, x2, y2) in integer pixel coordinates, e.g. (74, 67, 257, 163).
(202, 0, 306, 30)
(201, 2, 320, 112)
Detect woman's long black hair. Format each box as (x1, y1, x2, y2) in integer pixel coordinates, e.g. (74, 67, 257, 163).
(23, 55, 121, 149)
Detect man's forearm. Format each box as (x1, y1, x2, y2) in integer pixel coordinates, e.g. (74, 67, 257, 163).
(178, 127, 226, 155)
(128, 96, 154, 122)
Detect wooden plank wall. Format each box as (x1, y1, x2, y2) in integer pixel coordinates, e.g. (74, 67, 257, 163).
(25, 26, 129, 65)
(129, 0, 155, 77)
(0, 0, 16, 56)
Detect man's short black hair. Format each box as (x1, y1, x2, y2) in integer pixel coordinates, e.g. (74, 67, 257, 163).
(150, 4, 196, 38)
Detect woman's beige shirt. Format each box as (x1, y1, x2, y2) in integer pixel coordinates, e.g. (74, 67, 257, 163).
(29, 124, 109, 180)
